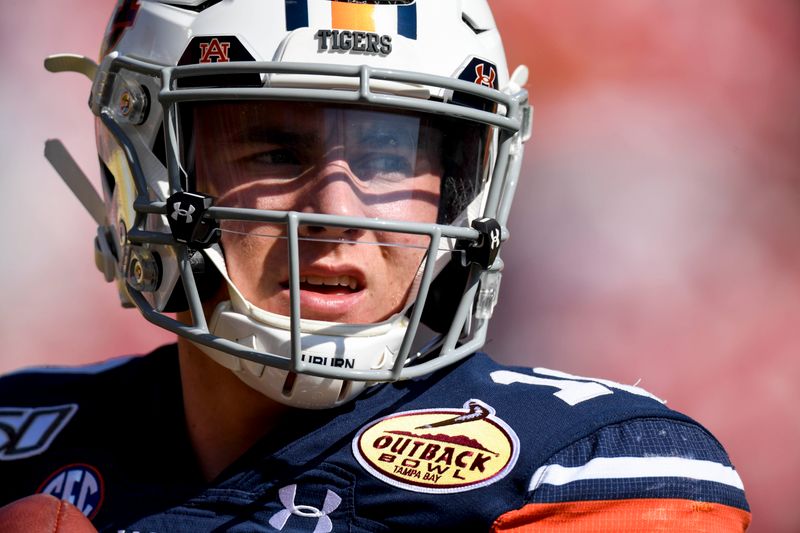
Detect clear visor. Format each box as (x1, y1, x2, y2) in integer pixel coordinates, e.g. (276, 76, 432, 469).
(186, 101, 492, 224)
(182, 101, 492, 324)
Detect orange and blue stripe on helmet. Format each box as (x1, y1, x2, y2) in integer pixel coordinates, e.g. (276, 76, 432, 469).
(285, 0, 417, 39)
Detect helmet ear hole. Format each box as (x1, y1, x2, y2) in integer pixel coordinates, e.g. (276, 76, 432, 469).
(420, 258, 471, 334)
(281, 372, 298, 398)
(162, 250, 224, 312)
(337, 380, 353, 403)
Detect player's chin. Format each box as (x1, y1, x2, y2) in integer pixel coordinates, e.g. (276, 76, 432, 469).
(302, 292, 400, 325)
(268, 286, 362, 322)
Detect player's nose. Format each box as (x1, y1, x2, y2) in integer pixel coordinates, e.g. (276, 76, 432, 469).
(298, 159, 368, 238)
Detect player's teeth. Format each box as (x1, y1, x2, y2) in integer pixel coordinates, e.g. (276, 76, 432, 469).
(299, 275, 358, 288)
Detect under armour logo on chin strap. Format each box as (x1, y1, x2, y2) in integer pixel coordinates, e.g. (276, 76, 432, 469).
(269, 484, 342, 533)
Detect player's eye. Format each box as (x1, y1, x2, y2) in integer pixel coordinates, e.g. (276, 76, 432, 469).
(367, 131, 412, 150)
(352, 154, 414, 181)
(251, 148, 301, 166)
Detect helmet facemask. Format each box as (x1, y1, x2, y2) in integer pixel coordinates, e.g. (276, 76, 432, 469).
(49, 26, 530, 408)
(159, 77, 504, 407)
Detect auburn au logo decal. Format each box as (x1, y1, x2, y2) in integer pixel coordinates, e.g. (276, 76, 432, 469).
(353, 399, 519, 493)
(199, 37, 231, 63)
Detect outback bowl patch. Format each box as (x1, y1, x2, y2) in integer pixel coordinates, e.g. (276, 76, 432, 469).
(352, 399, 519, 493)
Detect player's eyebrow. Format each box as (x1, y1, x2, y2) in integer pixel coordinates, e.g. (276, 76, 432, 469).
(231, 126, 319, 150)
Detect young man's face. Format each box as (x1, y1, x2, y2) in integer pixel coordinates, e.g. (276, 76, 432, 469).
(193, 102, 444, 324)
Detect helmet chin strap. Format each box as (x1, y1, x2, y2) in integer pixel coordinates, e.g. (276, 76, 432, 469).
(191, 245, 410, 409)
(190, 202, 478, 409)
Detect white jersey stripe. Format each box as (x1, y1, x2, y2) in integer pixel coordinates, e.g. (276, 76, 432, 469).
(529, 456, 744, 492)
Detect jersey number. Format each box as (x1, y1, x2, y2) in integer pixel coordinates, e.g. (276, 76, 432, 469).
(490, 368, 664, 406)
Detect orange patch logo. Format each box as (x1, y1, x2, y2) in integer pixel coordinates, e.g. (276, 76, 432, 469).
(352, 399, 519, 493)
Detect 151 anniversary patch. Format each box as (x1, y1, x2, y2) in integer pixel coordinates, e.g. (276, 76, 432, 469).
(352, 399, 519, 493)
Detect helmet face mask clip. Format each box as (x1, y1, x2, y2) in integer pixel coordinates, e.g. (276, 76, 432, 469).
(164, 191, 219, 248)
(46, 0, 531, 409)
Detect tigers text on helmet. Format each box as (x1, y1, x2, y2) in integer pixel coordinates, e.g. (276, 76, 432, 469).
(44, 0, 532, 409)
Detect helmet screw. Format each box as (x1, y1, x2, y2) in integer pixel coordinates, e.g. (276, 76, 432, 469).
(126, 248, 160, 292)
(132, 259, 143, 283)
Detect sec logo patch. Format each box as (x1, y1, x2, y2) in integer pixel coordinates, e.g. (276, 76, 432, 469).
(37, 463, 104, 518)
(353, 399, 519, 493)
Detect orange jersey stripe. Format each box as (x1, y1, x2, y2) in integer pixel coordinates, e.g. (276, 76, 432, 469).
(331, 2, 375, 32)
(492, 498, 751, 533)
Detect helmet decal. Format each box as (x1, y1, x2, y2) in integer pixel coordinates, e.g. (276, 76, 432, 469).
(474, 63, 497, 89)
(452, 57, 500, 112)
(199, 38, 232, 64)
(178, 36, 260, 87)
(457, 57, 499, 90)
(314, 29, 393, 55)
(395, 2, 417, 39)
(178, 36, 257, 65)
(286, 0, 417, 39)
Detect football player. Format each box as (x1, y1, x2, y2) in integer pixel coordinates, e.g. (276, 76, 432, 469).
(0, 1, 750, 531)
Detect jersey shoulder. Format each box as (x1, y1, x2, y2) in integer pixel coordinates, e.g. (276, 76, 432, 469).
(0, 344, 177, 403)
(437, 353, 685, 429)
(443, 355, 751, 530)
(492, 416, 751, 531)
(443, 354, 731, 466)
(1, 356, 133, 402)
(0, 344, 180, 461)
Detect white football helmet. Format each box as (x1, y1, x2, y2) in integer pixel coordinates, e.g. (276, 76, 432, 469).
(45, 0, 532, 408)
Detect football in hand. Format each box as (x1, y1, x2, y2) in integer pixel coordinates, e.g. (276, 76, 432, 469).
(0, 494, 97, 533)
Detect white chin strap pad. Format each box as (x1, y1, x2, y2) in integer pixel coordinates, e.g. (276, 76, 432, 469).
(196, 302, 409, 409)
(192, 246, 410, 409)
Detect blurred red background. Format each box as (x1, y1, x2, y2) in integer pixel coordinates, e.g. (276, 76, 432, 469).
(0, 1, 797, 530)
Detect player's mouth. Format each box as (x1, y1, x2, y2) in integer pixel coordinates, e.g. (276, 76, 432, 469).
(279, 269, 367, 319)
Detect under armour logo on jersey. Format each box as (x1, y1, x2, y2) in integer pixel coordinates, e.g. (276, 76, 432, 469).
(0, 404, 78, 460)
(199, 37, 231, 63)
(269, 485, 342, 533)
(474, 63, 496, 88)
(171, 202, 196, 223)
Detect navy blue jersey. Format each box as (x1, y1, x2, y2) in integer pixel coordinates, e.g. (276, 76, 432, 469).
(0, 345, 750, 531)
